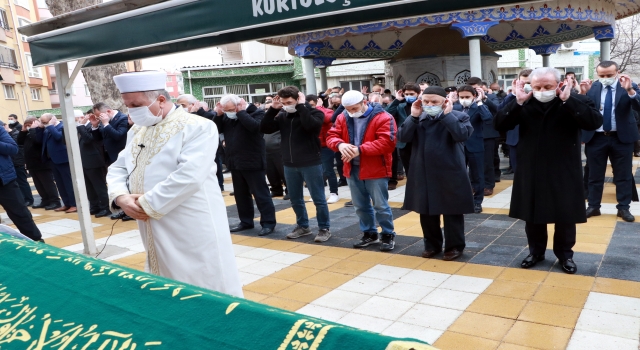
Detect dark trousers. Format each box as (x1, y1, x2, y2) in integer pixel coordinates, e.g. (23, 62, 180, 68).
(14, 166, 33, 202)
(483, 138, 496, 189)
(51, 162, 76, 207)
(321, 147, 339, 194)
(266, 151, 287, 195)
(30, 169, 59, 205)
(420, 214, 465, 252)
(0, 180, 41, 240)
(83, 167, 108, 211)
(335, 152, 346, 181)
(231, 169, 276, 229)
(635, 125, 640, 153)
(586, 133, 634, 210)
(509, 144, 518, 173)
(525, 222, 576, 260)
(465, 148, 485, 205)
(215, 153, 224, 191)
(399, 144, 412, 176)
(390, 148, 399, 185)
(583, 161, 589, 195)
(493, 141, 501, 178)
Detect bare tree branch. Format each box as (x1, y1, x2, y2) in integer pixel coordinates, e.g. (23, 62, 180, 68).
(611, 14, 640, 75)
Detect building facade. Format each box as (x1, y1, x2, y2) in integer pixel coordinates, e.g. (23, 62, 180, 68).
(0, 0, 53, 122)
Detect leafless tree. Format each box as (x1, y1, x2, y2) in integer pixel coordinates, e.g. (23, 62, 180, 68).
(44, 0, 141, 111)
(611, 14, 640, 75)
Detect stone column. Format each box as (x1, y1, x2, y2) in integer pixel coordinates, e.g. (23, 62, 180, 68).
(593, 26, 615, 62)
(529, 44, 562, 68)
(451, 21, 499, 79)
(313, 57, 335, 93)
(303, 58, 317, 95)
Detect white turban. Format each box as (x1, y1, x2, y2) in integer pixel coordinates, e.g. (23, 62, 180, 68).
(113, 71, 167, 94)
(73, 110, 84, 117)
(341, 90, 364, 107)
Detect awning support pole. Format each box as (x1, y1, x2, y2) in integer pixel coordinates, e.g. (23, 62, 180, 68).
(65, 59, 85, 90)
(55, 62, 96, 255)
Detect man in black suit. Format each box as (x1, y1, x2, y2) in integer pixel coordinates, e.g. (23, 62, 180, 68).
(583, 61, 640, 222)
(77, 110, 110, 218)
(92, 102, 129, 166)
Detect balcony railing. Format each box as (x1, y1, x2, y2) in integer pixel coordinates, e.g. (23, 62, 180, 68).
(0, 62, 18, 69)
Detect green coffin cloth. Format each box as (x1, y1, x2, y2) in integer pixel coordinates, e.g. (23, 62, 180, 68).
(0, 234, 436, 350)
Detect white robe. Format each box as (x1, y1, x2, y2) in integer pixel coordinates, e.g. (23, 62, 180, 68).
(107, 107, 243, 298)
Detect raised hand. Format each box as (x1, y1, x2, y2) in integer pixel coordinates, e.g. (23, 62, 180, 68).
(236, 98, 248, 112)
(361, 86, 369, 95)
(214, 102, 224, 116)
(579, 79, 592, 95)
(297, 92, 306, 105)
(515, 79, 533, 105)
(559, 78, 573, 101)
(410, 99, 422, 117)
(271, 96, 283, 110)
(443, 99, 453, 115)
(395, 89, 405, 101)
(620, 74, 634, 92)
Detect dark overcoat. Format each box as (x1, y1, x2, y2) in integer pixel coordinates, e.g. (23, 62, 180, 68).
(495, 94, 602, 224)
(398, 110, 475, 215)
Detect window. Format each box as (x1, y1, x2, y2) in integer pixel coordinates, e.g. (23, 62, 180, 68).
(498, 74, 518, 90)
(17, 18, 30, 42)
(339, 80, 371, 92)
(0, 46, 18, 69)
(166, 76, 173, 82)
(14, 0, 30, 9)
(25, 54, 41, 78)
(202, 82, 284, 106)
(84, 84, 90, 96)
(166, 86, 174, 92)
(3, 84, 15, 99)
(0, 9, 9, 30)
(557, 66, 584, 82)
(30, 87, 41, 101)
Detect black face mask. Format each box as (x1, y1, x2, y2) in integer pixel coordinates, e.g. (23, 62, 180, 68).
(382, 103, 388, 108)
(331, 104, 340, 110)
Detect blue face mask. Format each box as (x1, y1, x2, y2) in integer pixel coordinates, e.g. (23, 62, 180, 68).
(422, 105, 443, 117)
(405, 96, 417, 103)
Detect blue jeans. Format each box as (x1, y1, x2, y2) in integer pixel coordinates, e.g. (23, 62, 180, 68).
(321, 147, 339, 194)
(347, 165, 395, 235)
(284, 164, 330, 229)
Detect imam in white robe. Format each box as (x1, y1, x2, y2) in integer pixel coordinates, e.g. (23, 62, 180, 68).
(107, 107, 243, 298)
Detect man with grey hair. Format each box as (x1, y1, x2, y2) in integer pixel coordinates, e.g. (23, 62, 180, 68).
(213, 93, 276, 236)
(496, 67, 602, 274)
(107, 71, 242, 296)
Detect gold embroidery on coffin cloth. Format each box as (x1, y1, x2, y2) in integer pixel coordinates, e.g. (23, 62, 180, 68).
(128, 109, 198, 275)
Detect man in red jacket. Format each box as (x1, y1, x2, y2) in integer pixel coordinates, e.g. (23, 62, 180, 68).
(327, 90, 398, 251)
(308, 94, 340, 204)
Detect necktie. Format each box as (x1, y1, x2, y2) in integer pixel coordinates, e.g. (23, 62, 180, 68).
(463, 107, 469, 113)
(603, 85, 613, 132)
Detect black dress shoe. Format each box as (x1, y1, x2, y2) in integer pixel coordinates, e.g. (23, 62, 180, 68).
(259, 227, 275, 236)
(560, 259, 577, 274)
(122, 215, 135, 222)
(443, 249, 463, 261)
(32, 202, 46, 209)
(421, 250, 442, 259)
(95, 210, 111, 218)
(474, 204, 482, 214)
(24, 200, 33, 207)
(521, 254, 545, 268)
(111, 212, 124, 220)
(90, 208, 100, 215)
(618, 209, 635, 222)
(586, 207, 601, 218)
(230, 224, 254, 232)
(338, 179, 348, 187)
(229, 192, 234, 196)
(271, 192, 284, 198)
(283, 194, 290, 200)
(44, 203, 62, 210)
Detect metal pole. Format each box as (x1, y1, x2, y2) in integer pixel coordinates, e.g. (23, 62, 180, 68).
(468, 37, 482, 78)
(54, 62, 96, 255)
(303, 58, 317, 95)
(600, 40, 611, 62)
(542, 54, 551, 67)
(319, 67, 327, 92)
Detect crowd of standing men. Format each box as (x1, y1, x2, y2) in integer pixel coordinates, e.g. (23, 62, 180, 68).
(205, 60, 638, 276)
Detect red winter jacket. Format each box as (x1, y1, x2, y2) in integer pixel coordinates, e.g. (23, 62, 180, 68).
(317, 106, 333, 148)
(326, 103, 397, 180)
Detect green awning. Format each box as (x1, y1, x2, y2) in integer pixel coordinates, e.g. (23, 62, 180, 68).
(24, 0, 526, 68)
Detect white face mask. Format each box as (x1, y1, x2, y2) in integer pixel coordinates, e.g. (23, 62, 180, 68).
(533, 90, 557, 103)
(599, 75, 617, 87)
(282, 105, 297, 113)
(524, 84, 533, 93)
(348, 104, 365, 118)
(225, 112, 237, 119)
(128, 98, 163, 126)
(8, 120, 15, 125)
(422, 105, 443, 116)
(460, 99, 473, 108)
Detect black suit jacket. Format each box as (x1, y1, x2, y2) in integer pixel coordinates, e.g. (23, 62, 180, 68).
(77, 124, 106, 169)
(97, 111, 129, 163)
(582, 81, 640, 144)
